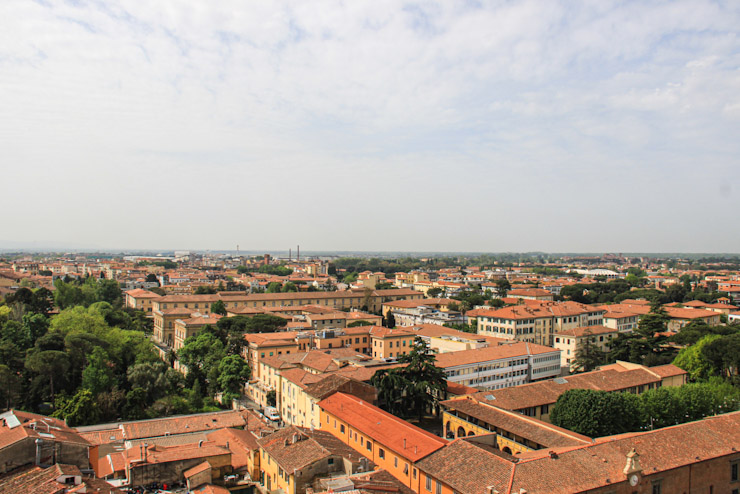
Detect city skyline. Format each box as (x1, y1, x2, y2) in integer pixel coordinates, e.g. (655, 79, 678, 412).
(2, 0, 739, 252)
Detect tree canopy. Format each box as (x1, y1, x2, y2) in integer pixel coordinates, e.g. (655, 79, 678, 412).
(371, 337, 446, 420)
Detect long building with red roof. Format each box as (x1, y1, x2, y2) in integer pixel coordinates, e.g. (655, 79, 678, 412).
(318, 392, 447, 492)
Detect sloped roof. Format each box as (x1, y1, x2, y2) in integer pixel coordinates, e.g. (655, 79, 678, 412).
(318, 393, 446, 462)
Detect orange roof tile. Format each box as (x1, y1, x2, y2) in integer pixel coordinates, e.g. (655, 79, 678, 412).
(318, 393, 446, 462)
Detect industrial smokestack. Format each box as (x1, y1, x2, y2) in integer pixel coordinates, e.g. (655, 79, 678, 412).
(297, 245, 300, 261)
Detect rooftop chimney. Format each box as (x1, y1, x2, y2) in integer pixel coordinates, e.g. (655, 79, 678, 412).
(35, 438, 43, 466)
(198, 440, 204, 448)
(623, 448, 642, 476)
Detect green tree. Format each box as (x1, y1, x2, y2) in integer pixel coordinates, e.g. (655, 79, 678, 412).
(52, 389, 100, 426)
(25, 350, 70, 402)
(178, 331, 226, 394)
(281, 282, 298, 293)
(371, 338, 446, 420)
(195, 285, 218, 294)
(23, 313, 49, 345)
(266, 282, 282, 293)
(701, 333, 740, 380)
(50, 305, 109, 337)
(217, 355, 251, 399)
(96, 387, 127, 423)
(0, 364, 21, 410)
(257, 265, 293, 276)
(494, 279, 511, 298)
(211, 300, 227, 315)
(673, 334, 722, 381)
(266, 390, 277, 407)
(96, 279, 123, 307)
(572, 330, 607, 373)
(550, 389, 642, 437)
(1, 319, 31, 349)
(127, 361, 170, 402)
(384, 311, 396, 329)
(636, 307, 669, 337)
(125, 387, 149, 420)
(81, 347, 114, 396)
(427, 287, 443, 298)
(370, 368, 407, 417)
(245, 314, 288, 333)
(398, 337, 447, 420)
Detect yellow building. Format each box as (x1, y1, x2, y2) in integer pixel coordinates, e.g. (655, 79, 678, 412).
(318, 392, 447, 492)
(280, 373, 376, 429)
(553, 325, 619, 372)
(369, 327, 416, 359)
(440, 397, 591, 455)
(257, 426, 371, 494)
(124, 288, 161, 314)
(173, 314, 223, 351)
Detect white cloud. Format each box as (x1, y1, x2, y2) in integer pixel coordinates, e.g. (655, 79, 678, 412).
(0, 0, 739, 252)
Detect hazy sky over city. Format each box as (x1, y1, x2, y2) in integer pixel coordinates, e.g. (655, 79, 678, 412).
(1, 0, 739, 253)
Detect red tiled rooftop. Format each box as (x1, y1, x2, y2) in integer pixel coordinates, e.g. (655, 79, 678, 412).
(318, 393, 446, 462)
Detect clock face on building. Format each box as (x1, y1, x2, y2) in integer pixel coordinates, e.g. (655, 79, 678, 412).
(629, 474, 639, 486)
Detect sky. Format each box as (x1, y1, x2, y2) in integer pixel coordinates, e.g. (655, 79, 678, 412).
(1, 0, 739, 253)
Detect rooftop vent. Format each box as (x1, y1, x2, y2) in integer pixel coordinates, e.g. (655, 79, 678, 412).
(485, 395, 495, 401)
(554, 377, 568, 384)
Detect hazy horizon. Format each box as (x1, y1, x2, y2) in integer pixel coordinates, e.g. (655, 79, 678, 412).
(2, 1, 739, 252)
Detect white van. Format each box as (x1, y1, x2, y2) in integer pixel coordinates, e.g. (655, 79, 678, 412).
(264, 406, 280, 422)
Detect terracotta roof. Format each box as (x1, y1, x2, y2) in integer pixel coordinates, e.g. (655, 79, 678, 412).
(509, 412, 740, 493)
(125, 289, 161, 298)
(508, 289, 552, 297)
(190, 484, 232, 494)
(369, 326, 417, 338)
(318, 393, 446, 462)
(125, 441, 230, 465)
(98, 452, 126, 477)
(0, 464, 85, 494)
(205, 427, 261, 469)
(76, 428, 124, 445)
(645, 364, 688, 378)
(602, 311, 640, 319)
(445, 381, 479, 396)
(419, 411, 740, 494)
(415, 438, 515, 493)
(184, 460, 212, 478)
(434, 342, 558, 369)
(280, 368, 325, 389)
(258, 426, 368, 472)
(0, 410, 91, 450)
(467, 365, 676, 411)
(120, 410, 249, 440)
(554, 325, 618, 338)
(441, 399, 592, 448)
(382, 298, 454, 309)
(303, 375, 373, 401)
(331, 363, 406, 383)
